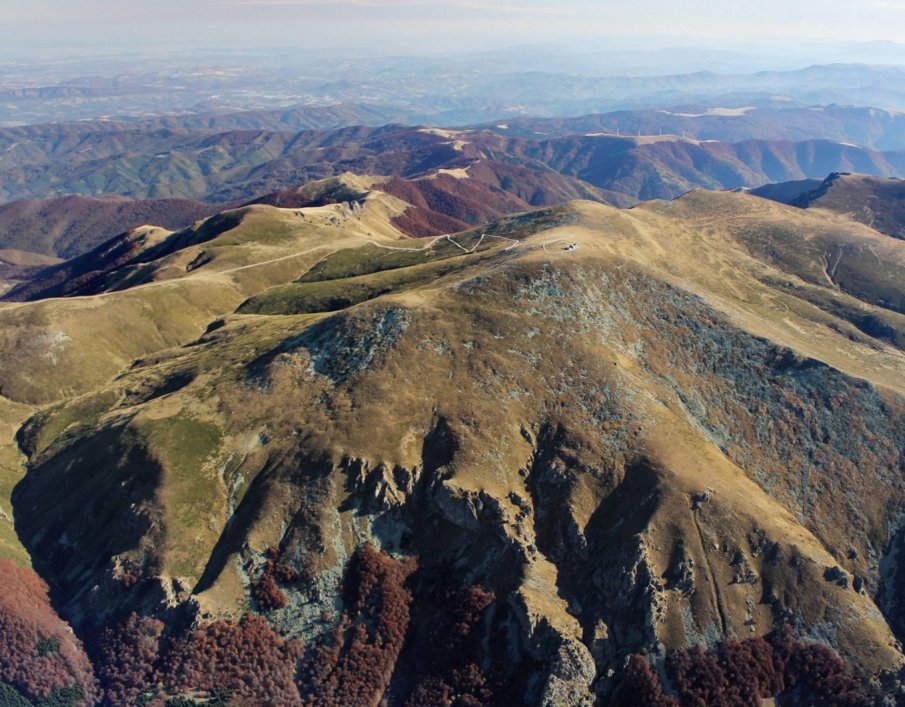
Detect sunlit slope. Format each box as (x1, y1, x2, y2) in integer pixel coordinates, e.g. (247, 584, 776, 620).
(6, 184, 905, 702)
(0, 186, 412, 404)
(790, 172, 905, 240)
(0, 397, 32, 564)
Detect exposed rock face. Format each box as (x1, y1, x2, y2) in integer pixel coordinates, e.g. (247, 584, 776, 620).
(825, 566, 851, 589)
(290, 306, 410, 385)
(536, 638, 597, 707)
(666, 542, 696, 596)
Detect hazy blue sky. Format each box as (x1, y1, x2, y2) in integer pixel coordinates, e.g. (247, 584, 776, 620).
(1, 0, 904, 58)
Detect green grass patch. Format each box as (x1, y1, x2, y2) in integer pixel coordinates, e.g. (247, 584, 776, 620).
(298, 236, 485, 283)
(141, 414, 224, 579)
(0, 445, 30, 566)
(212, 214, 301, 248)
(736, 222, 905, 316)
(240, 236, 503, 316)
(0, 399, 35, 566)
(478, 204, 577, 239)
(243, 254, 469, 315)
(26, 391, 119, 459)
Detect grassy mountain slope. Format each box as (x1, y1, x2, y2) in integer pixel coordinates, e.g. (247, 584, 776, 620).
(1, 179, 904, 703)
(790, 172, 905, 240)
(747, 177, 823, 204)
(253, 164, 630, 237)
(0, 187, 411, 404)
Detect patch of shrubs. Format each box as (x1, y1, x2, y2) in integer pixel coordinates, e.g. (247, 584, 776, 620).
(162, 614, 303, 705)
(163, 697, 200, 707)
(404, 584, 502, 706)
(35, 640, 60, 659)
(91, 545, 423, 705)
(610, 655, 679, 707)
(250, 547, 294, 612)
(611, 625, 869, 706)
(94, 614, 165, 706)
(299, 543, 416, 706)
(94, 612, 302, 706)
(0, 682, 31, 707)
(0, 561, 97, 704)
(34, 687, 85, 707)
(251, 574, 287, 612)
(0, 684, 86, 707)
(397, 563, 540, 707)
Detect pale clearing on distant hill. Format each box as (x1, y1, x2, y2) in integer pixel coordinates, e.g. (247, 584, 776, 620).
(417, 167, 472, 181)
(585, 132, 708, 145)
(417, 127, 469, 151)
(658, 106, 756, 117)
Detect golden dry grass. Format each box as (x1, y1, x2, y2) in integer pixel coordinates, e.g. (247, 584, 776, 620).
(2, 182, 904, 682)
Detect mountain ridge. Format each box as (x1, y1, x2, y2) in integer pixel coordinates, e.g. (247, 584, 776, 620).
(4, 120, 905, 211)
(0, 176, 904, 705)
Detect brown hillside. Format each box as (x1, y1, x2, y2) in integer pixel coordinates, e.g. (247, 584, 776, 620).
(793, 172, 905, 240)
(0, 195, 222, 260)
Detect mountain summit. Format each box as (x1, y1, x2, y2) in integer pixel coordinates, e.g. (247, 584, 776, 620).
(0, 176, 903, 705)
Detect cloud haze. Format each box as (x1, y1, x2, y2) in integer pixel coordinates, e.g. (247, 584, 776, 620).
(1, 0, 903, 59)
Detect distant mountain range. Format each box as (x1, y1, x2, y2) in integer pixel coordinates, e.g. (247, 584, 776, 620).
(478, 104, 905, 150)
(33, 101, 905, 151)
(5, 58, 905, 126)
(4, 121, 905, 209)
